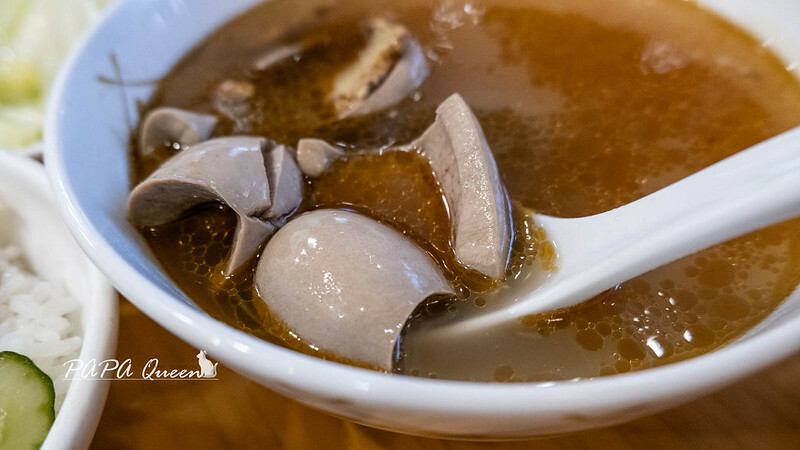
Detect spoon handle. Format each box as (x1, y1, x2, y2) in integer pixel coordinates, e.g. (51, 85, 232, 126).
(512, 126, 800, 319)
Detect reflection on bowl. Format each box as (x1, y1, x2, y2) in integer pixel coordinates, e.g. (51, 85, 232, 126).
(45, 0, 800, 438)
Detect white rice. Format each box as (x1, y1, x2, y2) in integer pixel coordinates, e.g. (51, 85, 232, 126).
(0, 197, 82, 411)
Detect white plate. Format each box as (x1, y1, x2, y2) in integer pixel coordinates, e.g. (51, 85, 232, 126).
(0, 150, 117, 450)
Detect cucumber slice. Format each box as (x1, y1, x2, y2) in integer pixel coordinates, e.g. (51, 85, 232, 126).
(0, 351, 55, 450)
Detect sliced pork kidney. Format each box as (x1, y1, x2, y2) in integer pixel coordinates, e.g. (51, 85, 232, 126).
(329, 18, 429, 119)
(138, 107, 218, 156)
(410, 93, 511, 280)
(128, 136, 302, 275)
(255, 209, 453, 371)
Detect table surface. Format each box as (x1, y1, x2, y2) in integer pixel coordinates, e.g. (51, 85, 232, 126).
(90, 297, 800, 449)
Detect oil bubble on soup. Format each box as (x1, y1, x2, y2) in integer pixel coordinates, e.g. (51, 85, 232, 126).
(129, 0, 800, 381)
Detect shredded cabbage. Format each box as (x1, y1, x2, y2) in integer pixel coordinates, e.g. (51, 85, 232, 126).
(0, 0, 113, 149)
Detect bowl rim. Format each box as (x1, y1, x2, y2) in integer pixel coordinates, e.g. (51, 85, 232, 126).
(0, 150, 118, 450)
(43, 0, 800, 435)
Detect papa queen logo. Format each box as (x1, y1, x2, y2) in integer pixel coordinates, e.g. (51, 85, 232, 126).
(63, 349, 219, 381)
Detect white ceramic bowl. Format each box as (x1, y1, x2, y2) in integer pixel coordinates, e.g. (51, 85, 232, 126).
(0, 150, 117, 449)
(44, 0, 800, 439)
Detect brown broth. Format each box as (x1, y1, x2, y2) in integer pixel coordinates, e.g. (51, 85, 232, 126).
(134, 0, 800, 381)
